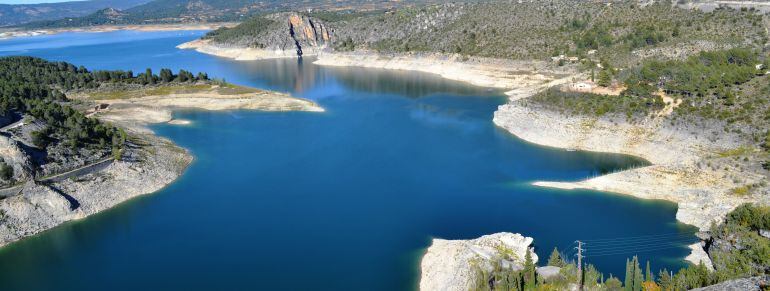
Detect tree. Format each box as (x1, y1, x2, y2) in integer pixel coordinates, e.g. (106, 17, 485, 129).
(0, 160, 13, 180)
(598, 68, 613, 87)
(159, 68, 174, 83)
(548, 247, 565, 267)
(605, 275, 623, 291)
(646, 261, 653, 282)
(523, 249, 537, 289)
(30, 128, 51, 148)
(657, 269, 672, 291)
(625, 256, 643, 291)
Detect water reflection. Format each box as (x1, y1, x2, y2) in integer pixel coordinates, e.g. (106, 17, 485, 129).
(223, 57, 495, 98)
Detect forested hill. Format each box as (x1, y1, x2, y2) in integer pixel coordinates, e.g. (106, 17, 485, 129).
(203, 1, 767, 66)
(0, 56, 210, 179)
(0, 0, 150, 27)
(18, 0, 438, 29)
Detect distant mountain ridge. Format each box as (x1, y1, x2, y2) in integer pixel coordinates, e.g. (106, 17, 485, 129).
(17, 0, 439, 29)
(0, 0, 151, 27)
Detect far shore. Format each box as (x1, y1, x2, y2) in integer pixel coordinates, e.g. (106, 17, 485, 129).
(0, 23, 236, 40)
(176, 42, 756, 270)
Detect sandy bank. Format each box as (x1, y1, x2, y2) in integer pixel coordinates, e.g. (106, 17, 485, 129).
(0, 23, 235, 40)
(76, 88, 323, 132)
(420, 233, 537, 291)
(177, 39, 319, 60)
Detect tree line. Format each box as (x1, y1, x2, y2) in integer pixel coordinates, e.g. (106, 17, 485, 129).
(0, 56, 210, 158)
(473, 203, 770, 290)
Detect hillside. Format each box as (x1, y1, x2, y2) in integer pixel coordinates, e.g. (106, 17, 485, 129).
(18, 0, 439, 29)
(0, 0, 150, 27)
(201, 1, 767, 67)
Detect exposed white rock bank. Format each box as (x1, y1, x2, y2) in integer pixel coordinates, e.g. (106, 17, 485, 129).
(419, 232, 537, 291)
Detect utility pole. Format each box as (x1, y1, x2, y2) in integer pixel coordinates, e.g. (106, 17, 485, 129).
(575, 240, 584, 289)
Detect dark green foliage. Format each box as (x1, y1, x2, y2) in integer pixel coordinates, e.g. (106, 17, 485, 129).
(605, 275, 623, 290)
(471, 204, 770, 290)
(0, 159, 13, 181)
(523, 250, 537, 289)
(528, 87, 662, 118)
(625, 48, 760, 98)
(547, 247, 565, 267)
(598, 68, 613, 87)
(203, 16, 277, 48)
(0, 56, 209, 152)
(725, 204, 770, 232)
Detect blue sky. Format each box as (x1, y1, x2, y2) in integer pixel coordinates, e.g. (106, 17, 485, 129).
(0, 0, 82, 4)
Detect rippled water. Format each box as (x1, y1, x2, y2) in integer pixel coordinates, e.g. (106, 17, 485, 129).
(0, 31, 697, 290)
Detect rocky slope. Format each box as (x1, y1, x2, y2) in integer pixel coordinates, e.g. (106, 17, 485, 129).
(0, 133, 191, 247)
(493, 103, 768, 231)
(691, 276, 770, 291)
(420, 233, 537, 291)
(179, 13, 332, 59)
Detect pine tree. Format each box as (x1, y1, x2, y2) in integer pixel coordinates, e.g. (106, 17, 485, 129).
(658, 269, 672, 291)
(598, 68, 612, 87)
(523, 250, 537, 289)
(547, 247, 565, 267)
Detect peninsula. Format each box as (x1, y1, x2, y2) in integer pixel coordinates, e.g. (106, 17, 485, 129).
(0, 57, 322, 247)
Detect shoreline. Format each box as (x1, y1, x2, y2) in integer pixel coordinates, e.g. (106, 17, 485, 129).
(0, 23, 236, 40)
(0, 85, 323, 248)
(181, 45, 743, 231)
(178, 43, 738, 270)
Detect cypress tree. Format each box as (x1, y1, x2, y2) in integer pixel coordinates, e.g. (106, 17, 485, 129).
(632, 256, 643, 291)
(624, 258, 632, 291)
(645, 261, 652, 282)
(523, 250, 537, 289)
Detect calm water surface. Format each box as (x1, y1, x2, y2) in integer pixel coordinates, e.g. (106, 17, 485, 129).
(0, 31, 697, 290)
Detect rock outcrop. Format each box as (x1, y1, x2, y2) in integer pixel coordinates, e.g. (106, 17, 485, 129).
(0, 133, 191, 247)
(685, 243, 714, 271)
(419, 233, 537, 291)
(493, 103, 766, 231)
(179, 13, 331, 60)
(692, 276, 770, 291)
(0, 135, 33, 183)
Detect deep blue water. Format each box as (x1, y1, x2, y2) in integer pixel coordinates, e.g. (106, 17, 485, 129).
(0, 31, 697, 290)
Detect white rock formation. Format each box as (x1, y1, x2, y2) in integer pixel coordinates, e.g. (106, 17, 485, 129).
(419, 232, 537, 291)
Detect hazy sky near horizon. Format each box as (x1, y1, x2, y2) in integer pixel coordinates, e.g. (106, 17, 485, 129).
(0, 0, 82, 4)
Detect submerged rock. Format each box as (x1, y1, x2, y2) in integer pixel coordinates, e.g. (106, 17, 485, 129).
(419, 232, 536, 291)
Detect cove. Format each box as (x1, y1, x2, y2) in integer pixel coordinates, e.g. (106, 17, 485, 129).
(0, 31, 697, 290)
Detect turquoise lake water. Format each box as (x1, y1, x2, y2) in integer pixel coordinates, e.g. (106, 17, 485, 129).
(0, 31, 697, 290)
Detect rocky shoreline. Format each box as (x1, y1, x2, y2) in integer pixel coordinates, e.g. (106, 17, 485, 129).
(0, 85, 323, 248)
(0, 133, 192, 248)
(181, 45, 747, 271)
(177, 39, 317, 60)
(420, 233, 537, 291)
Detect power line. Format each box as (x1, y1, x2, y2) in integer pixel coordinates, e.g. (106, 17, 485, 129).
(584, 243, 692, 257)
(578, 232, 696, 243)
(584, 238, 698, 252)
(580, 233, 697, 246)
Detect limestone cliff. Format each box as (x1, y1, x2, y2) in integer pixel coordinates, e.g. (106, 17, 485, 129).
(184, 13, 332, 59)
(420, 233, 537, 291)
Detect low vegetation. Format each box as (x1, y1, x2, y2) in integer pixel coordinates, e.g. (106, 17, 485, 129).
(473, 204, 770, 291)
